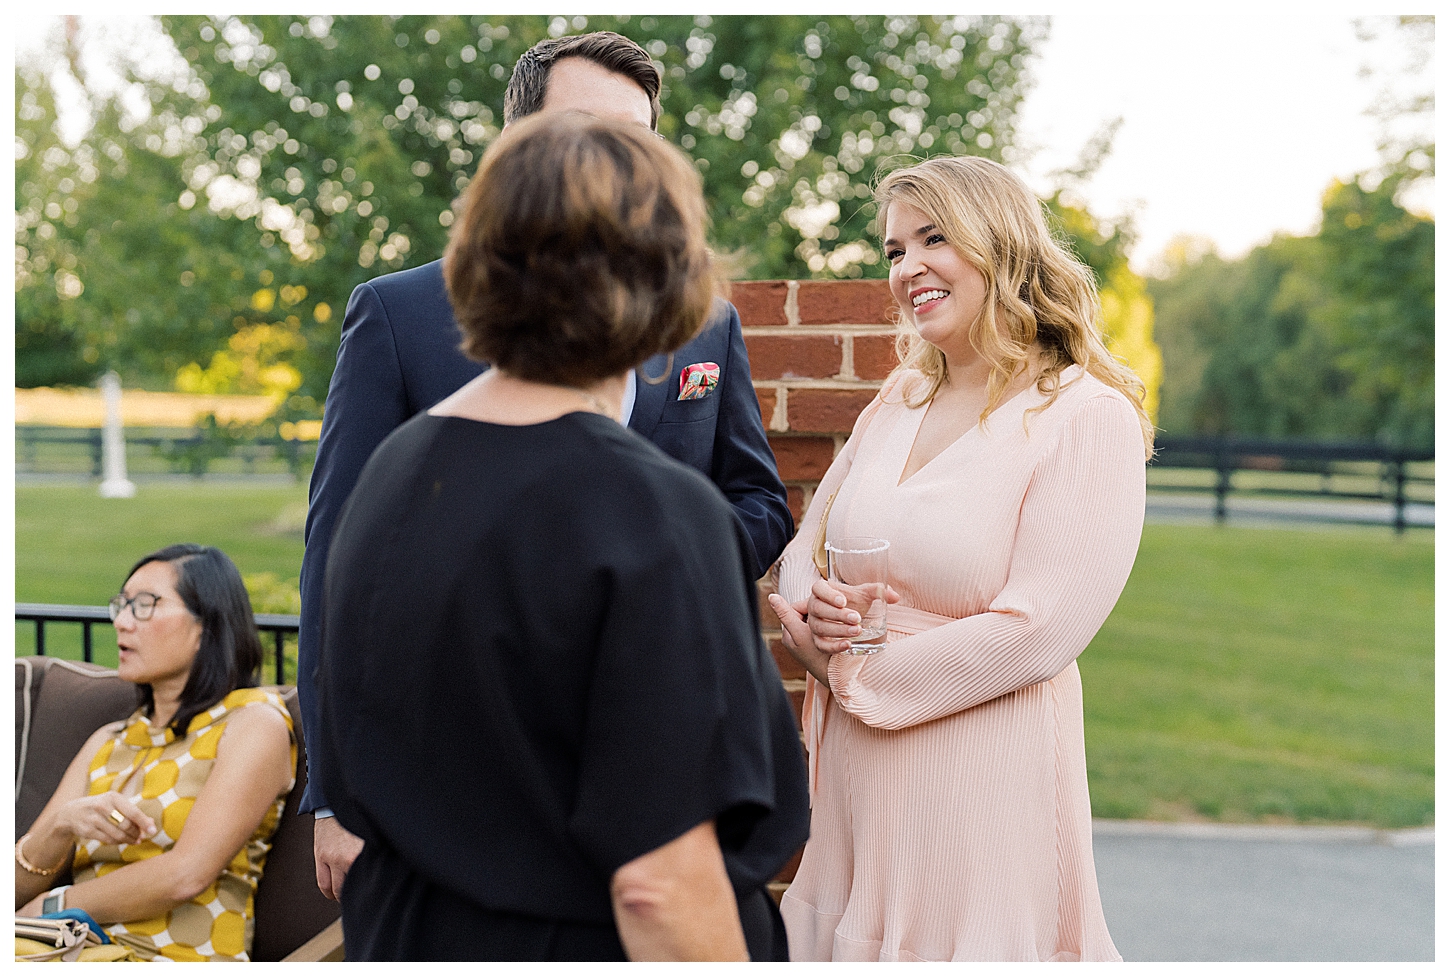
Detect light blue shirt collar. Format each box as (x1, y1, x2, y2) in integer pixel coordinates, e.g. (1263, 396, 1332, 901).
(620, 368, 637, 426)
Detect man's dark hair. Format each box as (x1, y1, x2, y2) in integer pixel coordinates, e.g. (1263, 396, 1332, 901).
(503, 31, 661, 129)
(126, 543, 263, 737)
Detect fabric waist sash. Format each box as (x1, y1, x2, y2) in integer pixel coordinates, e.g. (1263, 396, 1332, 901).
(881, 604, 957, 635)
(802, 603, 958, 797)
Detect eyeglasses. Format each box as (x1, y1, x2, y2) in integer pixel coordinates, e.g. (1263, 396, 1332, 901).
(108, 593, 164, 622)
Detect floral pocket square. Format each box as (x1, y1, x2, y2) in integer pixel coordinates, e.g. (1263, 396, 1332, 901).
(678, 362, 721, 400)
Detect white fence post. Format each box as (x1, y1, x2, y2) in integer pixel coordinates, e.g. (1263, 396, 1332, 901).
(98, 370, 136, 498)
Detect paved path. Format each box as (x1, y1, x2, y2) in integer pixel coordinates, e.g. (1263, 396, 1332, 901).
(1092, 821, 1435, 961)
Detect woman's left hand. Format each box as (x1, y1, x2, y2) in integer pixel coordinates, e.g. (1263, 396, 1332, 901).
(767, 594, 834, 685)
(18, 893, 45, 917)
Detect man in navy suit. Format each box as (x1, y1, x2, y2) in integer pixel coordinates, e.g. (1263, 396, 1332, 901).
(300, 31, 793, 900)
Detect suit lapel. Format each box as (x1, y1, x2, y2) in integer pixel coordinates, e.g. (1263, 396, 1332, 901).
(628, 354, 673, 439)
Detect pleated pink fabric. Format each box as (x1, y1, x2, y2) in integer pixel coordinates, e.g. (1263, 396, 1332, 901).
(777, 365, 1144, 962)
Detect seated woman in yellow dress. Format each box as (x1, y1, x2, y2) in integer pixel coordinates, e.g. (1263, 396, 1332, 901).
(15, 544, 295, 962)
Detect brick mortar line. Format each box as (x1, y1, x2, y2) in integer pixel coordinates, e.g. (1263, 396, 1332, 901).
(741, 325, 901, 335)
(784, 281, 800, 327)
(769, 387, 787, 431)
(753, 379, 884, 390)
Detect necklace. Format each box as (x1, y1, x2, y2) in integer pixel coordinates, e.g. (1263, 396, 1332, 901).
(574, 389, 611, 416)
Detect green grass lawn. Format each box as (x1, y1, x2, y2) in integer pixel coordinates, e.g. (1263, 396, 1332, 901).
(1080, 523, 1433, 829)
(15, 483, 308, 670)
(14, 484, 1434, 828)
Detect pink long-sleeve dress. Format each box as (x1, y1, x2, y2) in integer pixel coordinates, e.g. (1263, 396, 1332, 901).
(777, 364, 1144, 962)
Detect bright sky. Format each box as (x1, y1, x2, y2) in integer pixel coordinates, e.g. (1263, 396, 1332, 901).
(12, 9, 1432, 277)
(1012, 12, 1427, 274)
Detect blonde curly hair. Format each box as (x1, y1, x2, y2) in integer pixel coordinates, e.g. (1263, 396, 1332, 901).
(875, 156, 1154, 459)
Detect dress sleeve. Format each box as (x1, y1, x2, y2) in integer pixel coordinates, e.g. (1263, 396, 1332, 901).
(566, 494, 782, 876)
(827, 393, 1146, 730)
(776, 374, 901, 604)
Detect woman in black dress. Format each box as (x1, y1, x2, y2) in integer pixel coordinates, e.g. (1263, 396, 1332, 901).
(313, 112, 809, 961)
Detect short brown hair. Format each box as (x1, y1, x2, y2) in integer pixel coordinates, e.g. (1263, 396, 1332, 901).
(504, 31, 662, 129)
(444, 112, 716, 386)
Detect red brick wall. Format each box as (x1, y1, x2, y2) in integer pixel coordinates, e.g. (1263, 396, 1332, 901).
(734, 278, 900, 899)
(736, 278, 898, 521)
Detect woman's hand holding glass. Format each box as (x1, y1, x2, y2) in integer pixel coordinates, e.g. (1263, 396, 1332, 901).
(769, 579, 901, 684)
(805, 577, 901, 654)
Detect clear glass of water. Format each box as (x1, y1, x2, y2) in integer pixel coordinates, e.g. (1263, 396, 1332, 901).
(825, 536, 890, 655)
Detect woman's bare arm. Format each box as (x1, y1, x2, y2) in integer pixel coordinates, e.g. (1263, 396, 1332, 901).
(15, 724, 132, 908)
(610, 820, 749, 961)
(20, 704, 293, 924)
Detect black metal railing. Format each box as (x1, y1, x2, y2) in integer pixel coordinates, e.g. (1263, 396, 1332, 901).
(1150, 436, 1434, 532)
(14, 603, 300, 685)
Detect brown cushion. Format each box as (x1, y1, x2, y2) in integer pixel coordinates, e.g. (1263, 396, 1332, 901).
(250, 686, 341, 961)
(15, 658, 40, 779)
(13, 659, 339, 961)
(15, 658, 137, 845)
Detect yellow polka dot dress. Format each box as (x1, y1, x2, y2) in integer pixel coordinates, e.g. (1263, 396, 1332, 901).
(71, 688, 296, 962)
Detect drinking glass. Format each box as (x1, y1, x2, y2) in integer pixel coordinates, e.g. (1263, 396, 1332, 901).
(824, 537, 890, 655)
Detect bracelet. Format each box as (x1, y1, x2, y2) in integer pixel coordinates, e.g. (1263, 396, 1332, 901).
(15, 832, 69, 876)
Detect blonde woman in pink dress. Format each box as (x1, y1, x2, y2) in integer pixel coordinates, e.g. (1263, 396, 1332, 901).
(768, 156, 1155, 962)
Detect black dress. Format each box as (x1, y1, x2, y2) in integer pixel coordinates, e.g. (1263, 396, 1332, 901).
(315, 411, 810, 961)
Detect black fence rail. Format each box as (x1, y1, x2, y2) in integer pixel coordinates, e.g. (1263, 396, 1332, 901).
(15, 425, 317, 479)
(15, 603, 301, 685)
(1150, 436, 1434, 532)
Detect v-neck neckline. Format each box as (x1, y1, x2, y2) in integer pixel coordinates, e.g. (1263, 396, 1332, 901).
(893, 368, 1071, 487)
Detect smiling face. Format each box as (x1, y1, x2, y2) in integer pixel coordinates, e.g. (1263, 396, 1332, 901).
(114, 560, 203, 689)
(884, 201, 990, 368)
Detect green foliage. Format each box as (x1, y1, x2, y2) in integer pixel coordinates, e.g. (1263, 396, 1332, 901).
(14, 69, 96, 387)
(1149, 15, 1433, 449)
(16, 15, 1050, 400)
(242, 572, 302, 615)
(1041, 122, 1163, 420)
(1314, 168, 1434, 446)
(161, 13, 1038, 285)
(159, 412, 244, 476)
(16, 62, 282, 390)
(1149, 164, 1433, 448)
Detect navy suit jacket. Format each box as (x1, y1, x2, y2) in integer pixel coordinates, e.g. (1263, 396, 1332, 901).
(297, 259, 791, 812)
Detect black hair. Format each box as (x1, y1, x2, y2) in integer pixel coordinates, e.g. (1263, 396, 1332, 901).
(503, 31, 662, 129)
(124, 544, 262, 737)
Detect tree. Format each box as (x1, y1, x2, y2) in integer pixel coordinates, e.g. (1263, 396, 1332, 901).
(16, 30, 312, 403)
(19, 15, 1047, 399)
(1148, 173, 1432, 447)
(1147, 15, 1433, 449)
(162, 13, 1049, 400)
(1043, 119, 1162, 421)
(1313, 170, 1433, 447)
(21, 15, 1175, 411)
